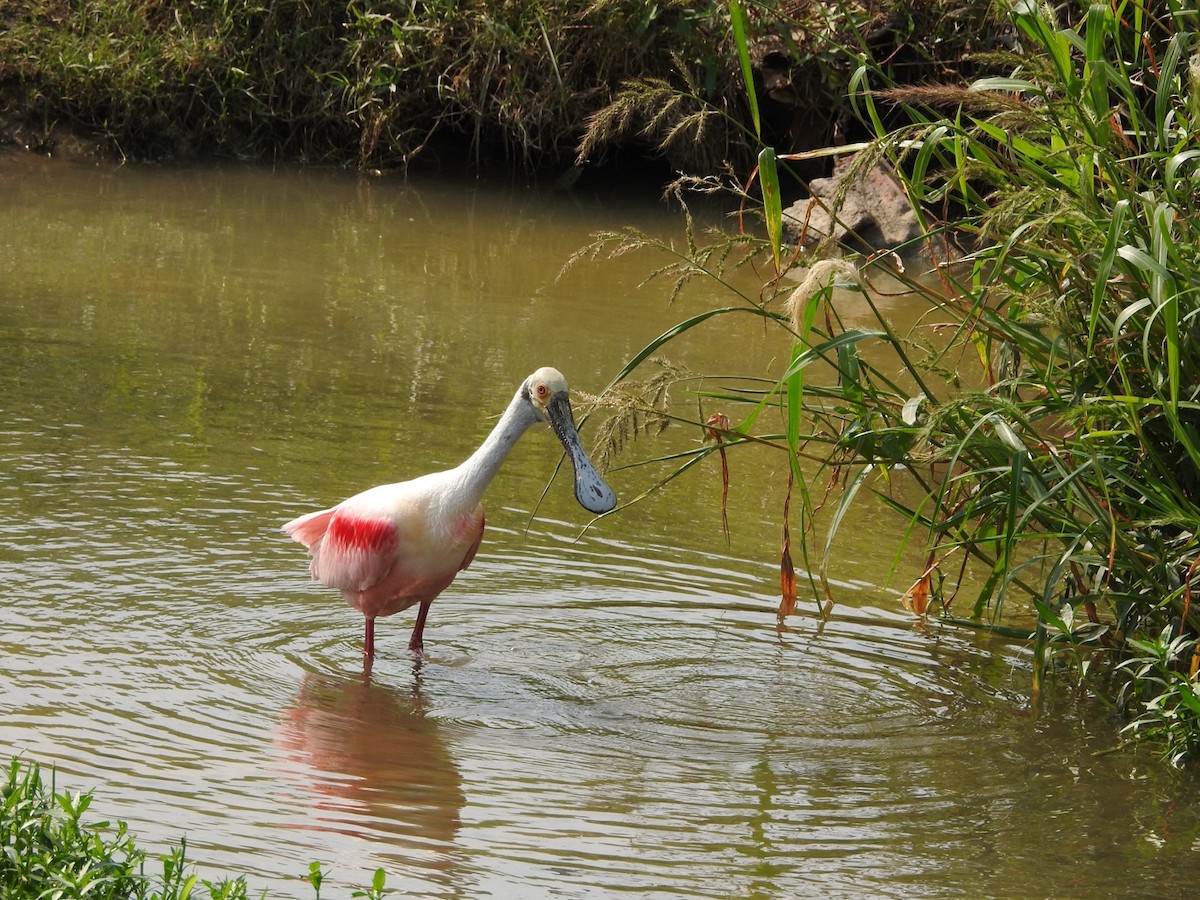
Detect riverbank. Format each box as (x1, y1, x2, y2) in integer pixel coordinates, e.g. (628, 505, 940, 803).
(0, 1, 999, 187)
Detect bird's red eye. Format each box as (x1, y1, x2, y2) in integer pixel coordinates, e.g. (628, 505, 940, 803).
(536, 383, 549, 399)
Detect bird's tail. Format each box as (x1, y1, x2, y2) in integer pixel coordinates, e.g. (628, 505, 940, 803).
(281, 508, 335, 550)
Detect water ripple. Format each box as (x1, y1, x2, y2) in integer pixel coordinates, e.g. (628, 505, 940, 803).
(5, 166, 1200, 900)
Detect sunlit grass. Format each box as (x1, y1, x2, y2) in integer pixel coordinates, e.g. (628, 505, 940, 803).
(0, 0, 736, 170)
(592, 0, 1200, 762)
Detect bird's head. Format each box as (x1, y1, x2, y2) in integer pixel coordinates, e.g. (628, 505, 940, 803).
(524, 366, 571, 421)
(523, 367, 617, 515)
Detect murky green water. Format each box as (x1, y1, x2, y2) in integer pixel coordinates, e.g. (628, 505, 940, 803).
(2, 157, 1199, 898)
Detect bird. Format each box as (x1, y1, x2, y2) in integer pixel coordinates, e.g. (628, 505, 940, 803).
(282, 367, 617, 659)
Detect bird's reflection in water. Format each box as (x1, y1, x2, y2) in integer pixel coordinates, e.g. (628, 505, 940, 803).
(276, 662, 464, 878)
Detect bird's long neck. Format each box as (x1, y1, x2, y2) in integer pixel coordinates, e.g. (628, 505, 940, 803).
(449, 387, 538, 506)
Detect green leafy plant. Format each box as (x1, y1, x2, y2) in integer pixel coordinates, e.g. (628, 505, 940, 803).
(0, 757, 389, 898)
(1118, 627, 1200, 764)
(351, 868, 389, 900)
(0, 757, 258, 899)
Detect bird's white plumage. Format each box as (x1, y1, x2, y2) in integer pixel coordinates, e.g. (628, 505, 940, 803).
(283, 367, 616, 656)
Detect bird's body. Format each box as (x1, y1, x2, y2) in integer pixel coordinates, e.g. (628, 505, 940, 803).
(283, 367, 615, 657)
(282, 475, 485, 653)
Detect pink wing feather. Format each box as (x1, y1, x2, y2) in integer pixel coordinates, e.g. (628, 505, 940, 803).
(283, 507, 399, 592)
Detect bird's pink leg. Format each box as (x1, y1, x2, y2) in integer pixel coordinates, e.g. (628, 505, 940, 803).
(363, 617, 376, 658)
(408, 599, 433, 653)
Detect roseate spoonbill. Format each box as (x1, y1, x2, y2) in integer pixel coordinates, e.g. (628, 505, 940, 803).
(282, 367, 616, 658)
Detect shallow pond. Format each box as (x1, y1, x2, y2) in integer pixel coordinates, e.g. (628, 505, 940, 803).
(1, 158, 1198, 898)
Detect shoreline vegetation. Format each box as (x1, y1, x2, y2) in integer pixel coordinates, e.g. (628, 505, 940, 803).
(5, 0, 1200, 892)
(0, 1, 988, 184)
(575, 0, 1200, 764)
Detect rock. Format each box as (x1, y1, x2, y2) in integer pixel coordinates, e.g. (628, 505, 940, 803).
(783, 154, 926, 257)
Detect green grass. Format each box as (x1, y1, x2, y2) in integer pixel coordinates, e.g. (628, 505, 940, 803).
(587, 0, 1200, 763)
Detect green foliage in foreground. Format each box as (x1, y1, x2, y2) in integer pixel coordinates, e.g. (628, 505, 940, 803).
(587, 0, 1200, 763)
(0, 757, 248, 899)
(0, 758, 387, 899)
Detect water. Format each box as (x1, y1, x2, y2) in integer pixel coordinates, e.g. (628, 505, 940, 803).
(2, 157, 1199, 898)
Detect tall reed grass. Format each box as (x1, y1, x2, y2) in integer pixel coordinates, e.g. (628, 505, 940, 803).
(589, 0, 1200, 762)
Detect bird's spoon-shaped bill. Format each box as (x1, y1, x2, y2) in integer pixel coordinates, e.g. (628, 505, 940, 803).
(545, 393, 616, 514)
